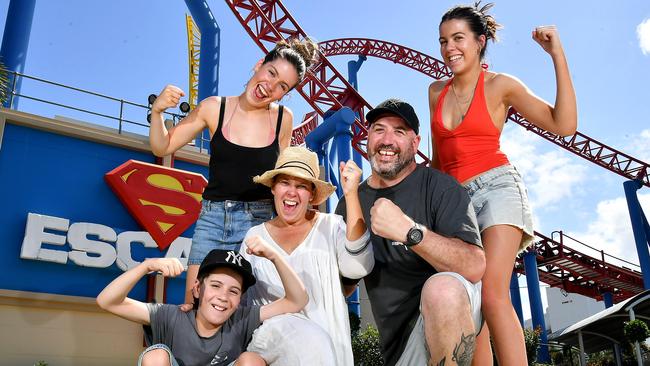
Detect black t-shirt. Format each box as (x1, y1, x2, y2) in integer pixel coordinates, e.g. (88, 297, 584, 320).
(336, 165, 481, 366)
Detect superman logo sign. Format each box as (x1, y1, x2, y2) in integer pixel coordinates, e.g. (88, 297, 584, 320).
(105, 160, 207, 251)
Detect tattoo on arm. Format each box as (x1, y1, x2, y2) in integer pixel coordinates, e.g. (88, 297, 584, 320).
(452, 332, 476, 366)
(429, 357, 445, 366)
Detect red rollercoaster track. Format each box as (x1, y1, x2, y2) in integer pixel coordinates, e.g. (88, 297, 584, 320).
(223, 0, 430, 164)
(513, 232, 644, 302)
(225, 0, 647, 302)
(318, 38, 650, 189)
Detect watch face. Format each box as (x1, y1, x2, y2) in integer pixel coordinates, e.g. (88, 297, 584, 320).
(408, 227, 423, 245)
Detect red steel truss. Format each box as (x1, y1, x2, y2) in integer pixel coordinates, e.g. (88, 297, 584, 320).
(226, 0, 647, 302)
(291, 111, 318, 146)
(507, 112, 649, 187)
(224, 0, 430, 164)
(319, 38, 452, 80)
(514, 232, 644, 303)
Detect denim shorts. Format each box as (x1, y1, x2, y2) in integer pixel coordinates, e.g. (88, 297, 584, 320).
(188, 199, 274, 265)
(138, 343, 237, 366)
(464, 164, 534, 251)
(138, 344, 179, 366)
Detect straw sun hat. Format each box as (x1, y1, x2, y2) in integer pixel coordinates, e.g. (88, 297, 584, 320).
(253, 146, 336, 205)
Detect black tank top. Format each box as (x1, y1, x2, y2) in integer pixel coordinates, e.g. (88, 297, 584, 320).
(202, 97, 282, 201)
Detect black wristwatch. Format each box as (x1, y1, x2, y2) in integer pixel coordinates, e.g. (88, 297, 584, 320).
(405, 223, 425, 247)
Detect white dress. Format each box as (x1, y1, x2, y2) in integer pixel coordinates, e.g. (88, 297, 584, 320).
(241, 213, 373, 366)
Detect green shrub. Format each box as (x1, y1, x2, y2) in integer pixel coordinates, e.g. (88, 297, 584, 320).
(524, 327, 541, 365)
(349, 311, 361, 338)
(352, 324, 383, 366)
(624, 319, 650, 344)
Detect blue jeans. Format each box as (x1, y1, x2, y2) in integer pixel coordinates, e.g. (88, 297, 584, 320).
(188, 199, 274, 265)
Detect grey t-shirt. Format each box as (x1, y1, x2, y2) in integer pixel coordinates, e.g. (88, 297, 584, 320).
(336, 165, 481, 366)
(145, 303, 261, 366)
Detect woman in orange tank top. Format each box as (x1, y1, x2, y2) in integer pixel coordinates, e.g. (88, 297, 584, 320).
(428, 2, 577, 365)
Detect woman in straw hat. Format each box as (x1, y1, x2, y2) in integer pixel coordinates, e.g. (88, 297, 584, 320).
(239, 146, 374, 366)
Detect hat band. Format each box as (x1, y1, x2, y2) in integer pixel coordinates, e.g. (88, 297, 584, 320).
(276, 160, 316, 178)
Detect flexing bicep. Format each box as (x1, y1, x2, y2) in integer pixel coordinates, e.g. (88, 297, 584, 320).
(154, 98, 215, 156)
(504, 75, 553, 126)
(503, 74, 576, 136)
(259, 298, 297, 322)
(101, 298, 151, 325)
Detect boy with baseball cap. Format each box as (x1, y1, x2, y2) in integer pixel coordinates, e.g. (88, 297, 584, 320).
(97, 236, 307, 366)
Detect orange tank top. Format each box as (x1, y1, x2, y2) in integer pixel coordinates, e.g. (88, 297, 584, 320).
(431, 71, 509, 183)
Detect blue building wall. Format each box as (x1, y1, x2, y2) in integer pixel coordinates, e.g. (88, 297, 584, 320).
(0, 121, 208, 304)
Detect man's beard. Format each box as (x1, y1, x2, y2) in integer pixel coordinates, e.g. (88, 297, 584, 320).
(369, 144, 416, 180)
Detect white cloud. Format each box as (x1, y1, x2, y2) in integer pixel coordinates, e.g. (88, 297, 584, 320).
(501, 127, 587, 212)
(497, 126, 650, 323)
(630, 129, 650, 163)
(637, 18, 650, 55)
(568, 193, 650, 267)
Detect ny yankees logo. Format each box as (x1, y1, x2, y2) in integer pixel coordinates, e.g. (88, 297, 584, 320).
(225, 251, 243, 267)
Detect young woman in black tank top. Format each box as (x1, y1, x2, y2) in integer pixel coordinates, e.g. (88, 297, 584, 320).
(149, 38, 319, 305)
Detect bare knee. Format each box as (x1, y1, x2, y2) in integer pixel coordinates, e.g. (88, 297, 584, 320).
(141, 348, 172, 366)
(421, 274, 470, 316)
(236, 351, 266, 366)
(480, 281, 511, 315)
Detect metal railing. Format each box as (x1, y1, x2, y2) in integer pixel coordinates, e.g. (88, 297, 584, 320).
(4, 71, 210, 152)
(551, 230, 642, 273)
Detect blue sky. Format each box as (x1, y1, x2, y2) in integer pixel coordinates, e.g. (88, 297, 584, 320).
(2, 0, 650, 321)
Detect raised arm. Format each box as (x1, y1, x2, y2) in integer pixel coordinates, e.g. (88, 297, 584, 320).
(337, 160, 373, 279)
(245, 236, 308, 321)
(369, 198, 485, 283)
(339, 160, 366, 241)
(504, 26, 577, 137)
(96, 258, 185, 324)
(149, 85, 215, 156)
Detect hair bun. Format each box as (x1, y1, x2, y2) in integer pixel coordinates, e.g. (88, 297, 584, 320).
(289, 37, 318, 69)
(263, 37, 320, 87)
(474, 1, 501, 41)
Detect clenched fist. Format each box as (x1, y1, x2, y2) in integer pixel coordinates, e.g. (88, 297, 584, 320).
(151, 84, 186, 114)
(369, 198, 413, 243)
(144, 257, 185, 277)
(532, 25, 564, 57)
(339, 160, 363, 197)
(245, 235, 279, 261)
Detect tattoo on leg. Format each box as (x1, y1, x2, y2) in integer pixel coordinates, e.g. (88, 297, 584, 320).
(452, 332, 476, 366)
